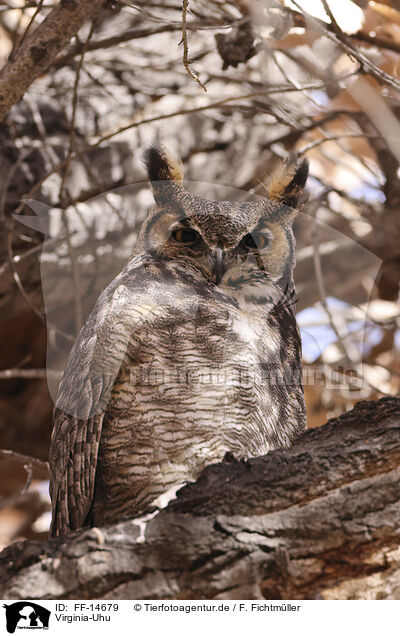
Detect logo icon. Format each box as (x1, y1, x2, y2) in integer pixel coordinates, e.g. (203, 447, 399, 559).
(3, 602, 50, 633)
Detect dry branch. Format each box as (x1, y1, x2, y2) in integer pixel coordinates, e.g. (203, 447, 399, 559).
(0, 0, 105, 121)
(1, 0, 400, 559)
(1, 397, 399, 600)
(0, 449, 49, 510)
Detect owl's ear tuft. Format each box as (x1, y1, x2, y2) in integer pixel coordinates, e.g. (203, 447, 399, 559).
(264, 155, 309, 208)
(143, 146, 183, 185)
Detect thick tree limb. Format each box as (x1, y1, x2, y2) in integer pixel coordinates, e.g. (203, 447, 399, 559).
(0, 397, 399, 600)
(0, 0, 105, 122)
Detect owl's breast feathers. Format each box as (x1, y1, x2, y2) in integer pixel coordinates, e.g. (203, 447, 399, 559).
(50, 254, 305, 535)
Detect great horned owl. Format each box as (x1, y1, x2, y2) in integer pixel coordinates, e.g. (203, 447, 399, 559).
(49, 147, 308, 536)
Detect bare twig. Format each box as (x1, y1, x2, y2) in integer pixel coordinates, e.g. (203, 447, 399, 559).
(58, 21, 96, 202)
(320, 0, 341, 36)
(58, 21, 96, 333)
(5, 220, 75, 343)
(6, 222, 46, 323)
(10, 80, 356, 221)
(0, 368, 61, 380)
(298, 132, 381, 155)
(10, 0, 45, 59)
(0, 148, 33, 224)
(352, 30, 400, 56)
(0, 449, 49, 472)
(53, 23, 211, 68)
(0, 449, 49, 511)
(310, 197, 393, 397)
(289, 0, 400, 91)
(180, 0, 207, 91)
(0, 234, 65, 278)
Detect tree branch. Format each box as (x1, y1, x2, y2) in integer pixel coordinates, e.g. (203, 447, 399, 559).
(1, 397, 399, 600)
(0, 0, 105, 121)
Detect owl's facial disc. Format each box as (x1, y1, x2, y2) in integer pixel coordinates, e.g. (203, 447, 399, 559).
(163, 215, 280, 290)
(139, 146, 308, 312)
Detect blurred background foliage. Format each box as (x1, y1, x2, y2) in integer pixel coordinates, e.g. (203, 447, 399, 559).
(0, 0, 399, 548)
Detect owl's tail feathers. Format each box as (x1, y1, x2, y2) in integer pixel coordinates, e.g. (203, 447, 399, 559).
(143, 146, 184, 185)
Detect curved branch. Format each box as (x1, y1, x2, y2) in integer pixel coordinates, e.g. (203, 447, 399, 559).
(0, 0, 105, 121)
(0, 397, 399, 600)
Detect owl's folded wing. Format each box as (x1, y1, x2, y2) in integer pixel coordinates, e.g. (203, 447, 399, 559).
(50, 409, 104, 536)
(49, 264, 165, 536)
(49, 254, 203, 536)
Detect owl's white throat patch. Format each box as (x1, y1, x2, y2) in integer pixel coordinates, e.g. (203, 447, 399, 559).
(220, 277, 283, 314)
(231, 310, 260, 348)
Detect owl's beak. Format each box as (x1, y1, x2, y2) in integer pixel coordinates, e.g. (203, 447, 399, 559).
(212, 247, 226, 285)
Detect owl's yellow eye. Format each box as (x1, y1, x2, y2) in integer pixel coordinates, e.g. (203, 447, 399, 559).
(242, 233, 269, 250)
(171, 228, 200, 246)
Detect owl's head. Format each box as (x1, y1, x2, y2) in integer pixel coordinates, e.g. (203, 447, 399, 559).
(136, 147, 308, 310)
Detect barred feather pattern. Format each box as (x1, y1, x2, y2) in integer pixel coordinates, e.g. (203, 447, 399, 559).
(50, 148, 308, 536)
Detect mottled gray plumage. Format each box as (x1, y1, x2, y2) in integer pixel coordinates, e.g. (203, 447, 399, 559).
(50, 148, 308, 536)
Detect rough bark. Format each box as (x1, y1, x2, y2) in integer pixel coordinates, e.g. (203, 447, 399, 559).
(0, 397, 399, 601)
(0, 0, 105, 122)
